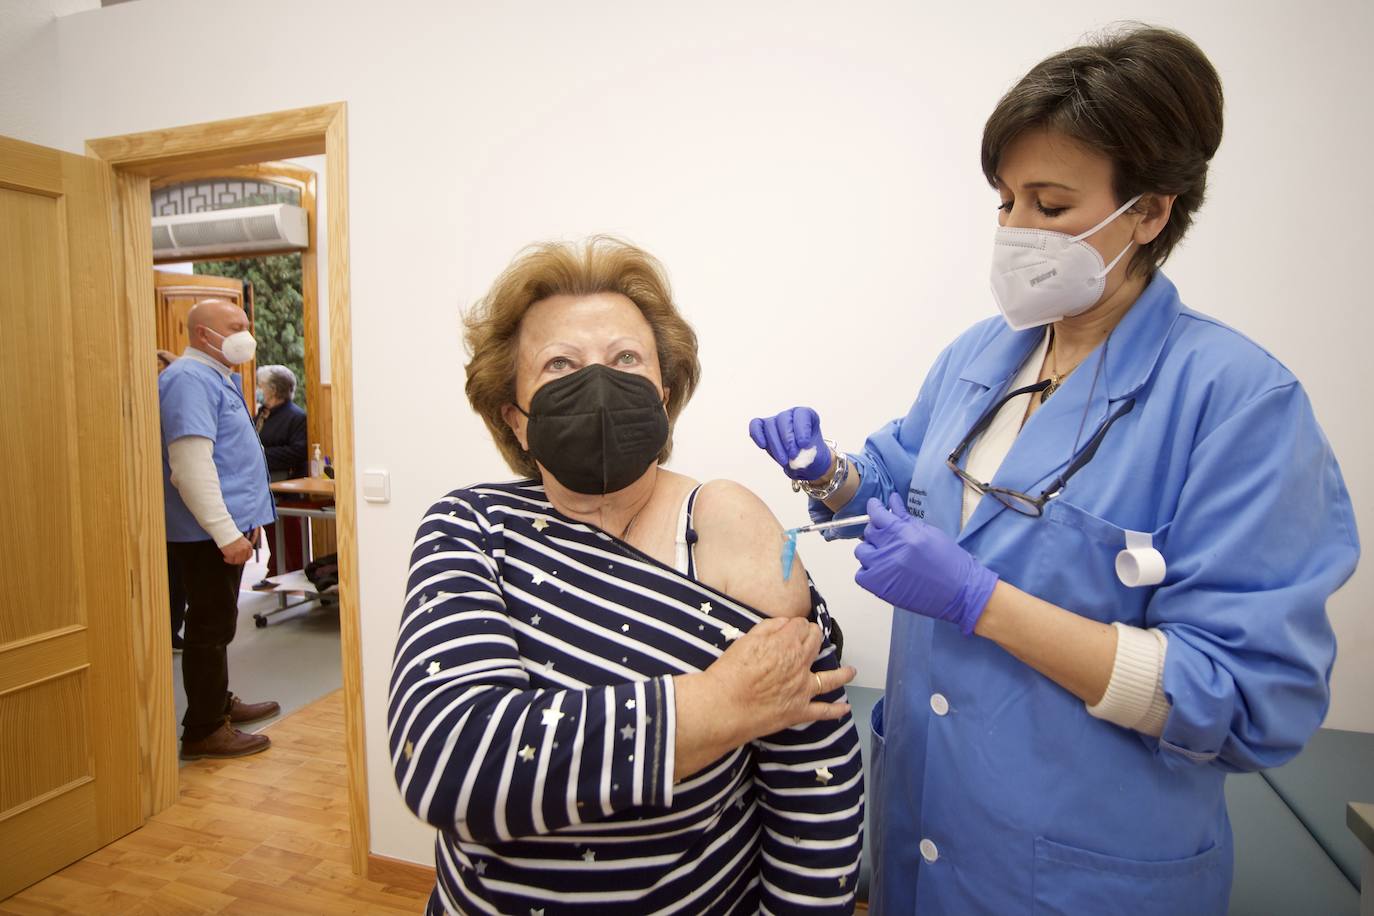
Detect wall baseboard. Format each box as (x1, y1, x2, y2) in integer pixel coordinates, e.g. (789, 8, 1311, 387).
(366, 853, 435, 895)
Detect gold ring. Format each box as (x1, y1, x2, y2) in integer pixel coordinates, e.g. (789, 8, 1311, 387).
(814, 673, 824, 695)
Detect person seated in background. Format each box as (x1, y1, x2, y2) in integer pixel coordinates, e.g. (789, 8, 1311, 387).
(255, 364, 308, 480)
(254, 364, 308, 579)
(387, 237, 865, 915)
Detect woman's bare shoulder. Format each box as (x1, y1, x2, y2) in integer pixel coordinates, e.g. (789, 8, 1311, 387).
(691, 479, 811, 619)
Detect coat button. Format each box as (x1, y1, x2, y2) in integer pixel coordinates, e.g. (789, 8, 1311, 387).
(930, 693, 949, 716)
(920, 838, 939, 863)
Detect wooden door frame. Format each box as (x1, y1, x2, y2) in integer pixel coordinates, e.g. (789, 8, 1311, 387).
(86, 103, 370, 875)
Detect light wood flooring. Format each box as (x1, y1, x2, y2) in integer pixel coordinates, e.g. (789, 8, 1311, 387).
(1, 691, 429, 915)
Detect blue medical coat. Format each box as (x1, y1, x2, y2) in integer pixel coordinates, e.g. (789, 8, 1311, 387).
(159, 355, 276, 542)
(814, 273, 1359, 914)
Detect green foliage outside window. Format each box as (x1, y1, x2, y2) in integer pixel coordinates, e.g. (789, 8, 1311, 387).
(195, 253, 307, 408)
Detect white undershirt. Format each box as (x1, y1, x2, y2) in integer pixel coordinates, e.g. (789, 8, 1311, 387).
(961, 332, 1049, 528)
(958, 330, 1171, 737)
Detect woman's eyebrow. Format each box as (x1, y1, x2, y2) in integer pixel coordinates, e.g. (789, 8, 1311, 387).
(533, 341, 579, 360)
(993, 175, 1078, 192)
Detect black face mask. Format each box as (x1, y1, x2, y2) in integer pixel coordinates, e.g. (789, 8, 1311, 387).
(516, 363, 670, 495)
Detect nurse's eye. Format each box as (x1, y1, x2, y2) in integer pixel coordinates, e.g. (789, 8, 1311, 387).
(996, 199, 1013, 213)
(614, 350, 640, 367)
(545, 356, 575, 372)
(1036, 202, 1068, 217)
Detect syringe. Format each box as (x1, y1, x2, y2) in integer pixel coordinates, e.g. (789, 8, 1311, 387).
(780, 515, 870, 580)
(785, 515, 871, 536)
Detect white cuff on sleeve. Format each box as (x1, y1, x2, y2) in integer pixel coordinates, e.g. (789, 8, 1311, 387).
(659, 675, 677, 806)
(1086, 623, 1171, 737)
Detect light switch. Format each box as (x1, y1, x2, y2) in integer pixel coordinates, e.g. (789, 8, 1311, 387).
(363, 469, 390, 503)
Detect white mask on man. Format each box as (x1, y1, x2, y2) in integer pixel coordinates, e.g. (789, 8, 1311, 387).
(989, 194, 1142, 331)
(206, 327, 257, 365)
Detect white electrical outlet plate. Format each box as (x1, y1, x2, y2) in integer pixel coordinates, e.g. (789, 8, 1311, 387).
(363, 469, 390, 503)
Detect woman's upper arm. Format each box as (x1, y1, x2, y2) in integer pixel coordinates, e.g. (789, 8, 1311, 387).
(691, 479, 812, 618)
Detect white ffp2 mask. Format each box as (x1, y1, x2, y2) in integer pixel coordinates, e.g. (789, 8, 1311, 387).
(989, 194, 1142, 331)
(208, 328, 257, 365)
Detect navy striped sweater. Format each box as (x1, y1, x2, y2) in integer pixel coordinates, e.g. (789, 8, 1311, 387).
(388, 481, 864, 914)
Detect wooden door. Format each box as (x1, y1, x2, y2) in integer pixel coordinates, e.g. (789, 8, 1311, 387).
(153, 269, 256, 407)
(0, 136, 143, 896)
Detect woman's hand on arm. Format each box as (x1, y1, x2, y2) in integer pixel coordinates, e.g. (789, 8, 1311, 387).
(678, 480, 855, 780)
(673, 617, 855, 780)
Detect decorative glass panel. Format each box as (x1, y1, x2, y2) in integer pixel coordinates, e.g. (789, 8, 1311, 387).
(151, 179, 301, 217)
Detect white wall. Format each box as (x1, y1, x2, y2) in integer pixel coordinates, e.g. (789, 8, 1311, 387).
(0, 0, 62, 148)
(3, 0, 1369, 866)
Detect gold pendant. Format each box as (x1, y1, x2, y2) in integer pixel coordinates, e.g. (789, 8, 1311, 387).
(1041, 376, 1061, 402)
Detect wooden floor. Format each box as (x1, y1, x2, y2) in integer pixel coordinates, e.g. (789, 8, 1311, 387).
(0, 691, 430, 915)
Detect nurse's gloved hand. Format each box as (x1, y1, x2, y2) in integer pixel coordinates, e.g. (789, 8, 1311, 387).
(854, 494, 999, 636)
(748, 407, 833, 481)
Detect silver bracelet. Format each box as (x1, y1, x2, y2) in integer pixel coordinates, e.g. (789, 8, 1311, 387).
(792, 441, 848, 500)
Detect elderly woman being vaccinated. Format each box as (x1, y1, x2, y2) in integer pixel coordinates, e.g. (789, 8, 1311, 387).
(388, 238, 865, 915)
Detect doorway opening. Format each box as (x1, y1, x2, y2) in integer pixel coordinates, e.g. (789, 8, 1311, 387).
(86, 104, 370, 875)
(150, 156, 342, 738)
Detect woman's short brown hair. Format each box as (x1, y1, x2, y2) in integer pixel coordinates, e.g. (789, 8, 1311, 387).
(981, 24, 1224, 277)
(464, 236, 701, 479)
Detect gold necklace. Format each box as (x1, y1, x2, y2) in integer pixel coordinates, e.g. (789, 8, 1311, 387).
(1041, 330, 1064, 402)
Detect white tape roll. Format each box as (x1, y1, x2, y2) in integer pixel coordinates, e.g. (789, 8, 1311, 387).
(1115, 530, 1166, 588)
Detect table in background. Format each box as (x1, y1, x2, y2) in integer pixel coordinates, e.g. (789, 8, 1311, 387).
(259, 476, 337, 627)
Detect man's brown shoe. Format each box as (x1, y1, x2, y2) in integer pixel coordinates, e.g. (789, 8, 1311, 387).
(228, 694, 280, 724)
(181, 721, 270, 760)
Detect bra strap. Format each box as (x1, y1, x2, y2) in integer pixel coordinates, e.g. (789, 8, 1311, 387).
(673, 484, 704, 578)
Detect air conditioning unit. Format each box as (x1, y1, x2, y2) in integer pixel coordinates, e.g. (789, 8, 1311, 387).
(152, 203, 309, 260)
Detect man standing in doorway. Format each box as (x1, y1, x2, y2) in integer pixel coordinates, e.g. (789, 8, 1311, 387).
(160, 299, 280, 759)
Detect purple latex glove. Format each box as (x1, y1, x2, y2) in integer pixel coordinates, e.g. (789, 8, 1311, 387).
(748, 407, 833, 481)
(854, 493, 999, 636)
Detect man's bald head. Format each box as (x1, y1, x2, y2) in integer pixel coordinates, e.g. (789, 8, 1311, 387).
(187, 298, 246, 335)
(187, 298, 251, 366)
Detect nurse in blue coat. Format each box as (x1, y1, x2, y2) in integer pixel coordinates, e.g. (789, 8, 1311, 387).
(750, 26, 1359, 914)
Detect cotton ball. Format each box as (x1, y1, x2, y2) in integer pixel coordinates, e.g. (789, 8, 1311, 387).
(789, 446, 817, 471)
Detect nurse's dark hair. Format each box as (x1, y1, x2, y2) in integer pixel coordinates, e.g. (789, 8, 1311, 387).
(464, 236, 701, 479)
(981, 24, 1224, 277)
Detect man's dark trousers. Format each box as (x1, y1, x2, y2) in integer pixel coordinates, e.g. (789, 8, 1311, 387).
(168, 537, 246, 742)
(168, 545, 186, 639)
